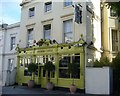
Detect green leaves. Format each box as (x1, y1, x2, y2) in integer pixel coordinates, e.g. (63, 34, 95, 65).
(43, 61, 55, 72)
(68, 63, 79, 75)
(112, 52, 120, 71)
(93, 57, 111, 67)
(107, 2, 120, 17)
(28, 63, 37, 73)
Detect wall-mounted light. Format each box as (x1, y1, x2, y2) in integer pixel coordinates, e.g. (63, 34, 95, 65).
(24, 50, 26, 53)
(68, 46, 71, 49)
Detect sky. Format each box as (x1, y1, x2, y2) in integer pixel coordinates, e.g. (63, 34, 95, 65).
(0, 0, 119, 25)
(0, 0, 22, 25)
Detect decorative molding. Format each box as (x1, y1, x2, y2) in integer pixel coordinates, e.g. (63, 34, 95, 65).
(41, 18, 53, 23)
(60, 13, 74, 19)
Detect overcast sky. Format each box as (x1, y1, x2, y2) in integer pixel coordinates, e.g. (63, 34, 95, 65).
(0, 0, 22, 25)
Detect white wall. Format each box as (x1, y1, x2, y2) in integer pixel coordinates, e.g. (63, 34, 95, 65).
(19, 1, 102, 67)
(85, 67, 112, 95)
(0, 29, 4, 86)
(2, 23, 20, 86)
(19, 1, 88, 48)
(85, 0, 101, 66)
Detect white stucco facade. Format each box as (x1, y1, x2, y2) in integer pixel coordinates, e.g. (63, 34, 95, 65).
(0, 0, 102, 86)
(101, 2, 120, 61)
(0, 23, 20, 86)
(19, 0, 101, 66)
(0, 25, 5, 86)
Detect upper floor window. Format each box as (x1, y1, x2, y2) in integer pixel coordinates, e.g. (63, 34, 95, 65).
(112, 29, 118, 51)
(43, 24, 51, 40)
(10, 37, 16, 50)
(27, 28, 33, 46)
(64, 0, 72, 7)
(29, 7, 35, 17)
(63, 19, 73, 43)
(45, 2, 52, 12)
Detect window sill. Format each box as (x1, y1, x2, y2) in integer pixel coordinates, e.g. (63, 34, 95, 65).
(28, 16, 35, 19)
(63, 5, 73, 9)
(44, 10, 52, 15)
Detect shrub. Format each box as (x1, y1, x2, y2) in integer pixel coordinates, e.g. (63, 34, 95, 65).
(43, 61, 55, 82)
(93, 56, 111, 67)
(43, 61, 55, 72)
(28, 63, 37, 73)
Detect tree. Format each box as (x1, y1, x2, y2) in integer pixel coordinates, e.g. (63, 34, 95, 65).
(112, 52, 120, 95)
(28, 63, 37, 80)
(43, 61, 55, 82)
(27, 63, 37, 88)
(106, 1, 120, 18)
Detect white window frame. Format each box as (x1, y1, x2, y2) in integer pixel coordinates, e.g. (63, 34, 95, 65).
(27, 28, 33, 47)
(10, 37, 16, 50)
(63, 19, 73, 43)
(111, 29, 119, 52)
(64, 0, 72, 7)
(43, 24, 51, 40)
(29, 7, 35, 17)
(44, 2, 52, 12)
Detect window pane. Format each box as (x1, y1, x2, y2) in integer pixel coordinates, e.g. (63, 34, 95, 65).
(59, 69, 70, 78)
(64, 32, 73, 42)
(28, 29, 33, 41)
(59, 54, 80, 79)
(71, 69, 80, 78)
(44, 30, 51, 39)
(59, 56, 70, 67)
(45, 2, 52, 12)
(11, 37, 16, 50)
(24, 69, 32, 76)
(35, 65, 38, 76)
(44, 24, 51, 40)
(29, 7, 35, 17)
(64, 20, 72, 33)
(63, 19, 73, 43)
(64, 0, 72, 7)
(72, 54, 80, 66)
(112, 30, 118, 51)
(28, 28, 33, 46)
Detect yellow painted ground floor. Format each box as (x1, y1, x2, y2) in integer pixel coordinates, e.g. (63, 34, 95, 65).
(16, 39, 85, 89)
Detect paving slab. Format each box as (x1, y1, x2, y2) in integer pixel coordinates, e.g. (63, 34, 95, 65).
(1, 85, 111, 96)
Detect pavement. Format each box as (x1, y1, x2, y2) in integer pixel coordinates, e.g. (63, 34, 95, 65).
(1, 85, 111, 96)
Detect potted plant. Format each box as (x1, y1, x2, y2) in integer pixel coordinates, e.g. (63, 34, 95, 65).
(43, 61, 55, 90)
(27, 63, 37, 88)
(68, 63, 78, 94)
(36, 39, 44, 46)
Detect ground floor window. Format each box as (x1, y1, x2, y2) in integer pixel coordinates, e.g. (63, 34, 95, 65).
(59, 54, 80, 78)
(19, 57, 38, 76)
(35, 55, 55, 78)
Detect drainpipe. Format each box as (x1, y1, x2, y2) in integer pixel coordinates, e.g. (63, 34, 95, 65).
(100, 2, 104, 57)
